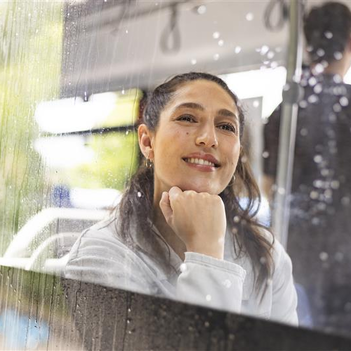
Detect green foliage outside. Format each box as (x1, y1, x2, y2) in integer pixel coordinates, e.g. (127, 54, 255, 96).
(0, 2, 63, 254)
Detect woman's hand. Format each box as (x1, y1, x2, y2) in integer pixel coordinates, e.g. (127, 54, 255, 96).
(159, 186, 226, 260)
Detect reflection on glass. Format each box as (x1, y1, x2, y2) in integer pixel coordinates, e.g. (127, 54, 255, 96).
(2, 0, 351, 345)
(263, 1, 351, 335)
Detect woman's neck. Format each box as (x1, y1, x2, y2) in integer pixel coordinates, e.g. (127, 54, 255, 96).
(153, 205, 187, 261)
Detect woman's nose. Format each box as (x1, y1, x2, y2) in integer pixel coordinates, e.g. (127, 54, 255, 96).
(195, 125, 218, 148)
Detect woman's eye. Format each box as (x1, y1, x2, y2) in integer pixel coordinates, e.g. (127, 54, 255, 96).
(177, 114, 196, 122)
(218, 123, 237, 133)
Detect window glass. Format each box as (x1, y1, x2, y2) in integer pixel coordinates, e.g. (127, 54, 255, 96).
(2, 1, 351, 348)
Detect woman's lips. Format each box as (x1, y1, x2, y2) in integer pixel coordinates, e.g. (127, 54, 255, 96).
(182, 158, 218, 172)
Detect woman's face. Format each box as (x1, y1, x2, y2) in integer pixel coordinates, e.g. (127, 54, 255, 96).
(145, 80, 241, 199)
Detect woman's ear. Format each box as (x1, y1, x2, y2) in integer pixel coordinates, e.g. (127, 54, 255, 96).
(138, 124, 155, 160)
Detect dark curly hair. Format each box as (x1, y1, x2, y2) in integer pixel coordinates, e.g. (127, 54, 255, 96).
(117, 72, 274, 298)
(304, 2, 351, 64)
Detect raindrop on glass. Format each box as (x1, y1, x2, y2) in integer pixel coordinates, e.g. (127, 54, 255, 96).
(340, 96, 349, 107)
(196, 5, 206, 15)
(137, 191, 142, 198)
(234, 46, 242, 54)
(314, 83, 322, 94)
(319, 252, 329, 261)
(334, 51, 343, 60)
(253, 100, 260, 108)
(213, 53, 219, 61)
(246, 12, 254, 21)
(218, 39, 224, 47)
(223, 279, 232, 288)
(308, 77, 317, 86)
(324, 31, 333, 39)
(267, 51, 275, 59)
(299, 100, 308, 109)
(212, 31, 220, 39)
(341, 196, 350, 205)
(333, 103, 342, 113)
(300, 128, 308, 136)
(314, 155, 322, 163)
(260, 45, 269, 55)
(205, 295, 212, 302)
(316, 48, 325, 57)
(191, 59, 197, 65)
(262, 151, 269, 158)
(180, 263, 187, 272)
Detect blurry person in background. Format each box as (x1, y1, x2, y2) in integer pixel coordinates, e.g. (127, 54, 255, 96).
(65, 72, 298, 325)
(263, 2, 351, 334)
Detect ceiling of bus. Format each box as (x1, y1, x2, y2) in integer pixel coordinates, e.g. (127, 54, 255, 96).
(60, 0, 339, 98)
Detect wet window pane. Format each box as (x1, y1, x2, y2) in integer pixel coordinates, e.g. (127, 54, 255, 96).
(1, 0, 351, 349)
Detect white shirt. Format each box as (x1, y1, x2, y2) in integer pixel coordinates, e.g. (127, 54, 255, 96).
(64, 216, 298, 325)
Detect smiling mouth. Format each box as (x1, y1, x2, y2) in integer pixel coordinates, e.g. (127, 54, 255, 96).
(183, 158, 220, 168)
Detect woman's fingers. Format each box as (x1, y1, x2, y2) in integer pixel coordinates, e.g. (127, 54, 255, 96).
(159, 191, 173, 225)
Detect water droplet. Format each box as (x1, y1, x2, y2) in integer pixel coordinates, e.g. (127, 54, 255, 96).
(312, 217, 320, 225)
(206, 294, 212, 302)
(314, 155, 322, 163)
(316, 48, 325, 57)
(341, 196, 350, 205)
(319, 252, 329, 261)
(223, 279, 232, 288)
(246, 12, 254, 21)
(191, 59, 197, 65)
(314, 63, 324, 74)
(196, 5, 206, 15)
(299, 100, 308, 109)
(204, 321, 210, 327)
(334, 51, 343, 60)
(125, 29, 129, 34)
(300, 128, 308, 136)
(333, 103, 342, 113)
(180, 263, 187, 272)
(267, 51, 275, 59)
(340, 96, 349, 107)
(234, 46, 242, 54)
(212, 31, 220, 39)
(331, 180, 340, 189)
(277, 187, 285, 195)
(260, 45, 269, 55)
(308, 77, 317, 86)
(229, 334, 235, 341)
(314, 83, 322, 94)
(218, 39, 224, 47)
(213, 53, 219, 61)
(234, 216, 240, 223)
(308, 95, 319, 104)
(260, 257, 267, 264)
(333, 75, 342, 83)
(137, 191, 142, 197)
(262, 151, 269, 158)
(253, 100, 260, 108)
(324, 31, 333, 39)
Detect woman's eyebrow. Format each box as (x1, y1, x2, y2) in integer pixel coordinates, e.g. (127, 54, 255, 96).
(174, 102, 205, 111)
(174, 103, 239, 122)
(218, 109, 239, 122)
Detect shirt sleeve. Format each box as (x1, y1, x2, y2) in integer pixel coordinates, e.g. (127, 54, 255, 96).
(176, 252, 246, 314)
(270, 240, 299, 325)
(64, 229, 154, 296)
(263, 105, 281, 180)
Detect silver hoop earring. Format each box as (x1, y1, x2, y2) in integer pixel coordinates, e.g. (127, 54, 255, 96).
(146, 158, 153, 168)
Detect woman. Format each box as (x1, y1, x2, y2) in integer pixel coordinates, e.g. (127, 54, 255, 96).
(64, 72, 298, 325)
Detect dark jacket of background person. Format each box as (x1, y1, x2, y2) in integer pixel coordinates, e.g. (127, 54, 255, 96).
(263, 69, 351, 331)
